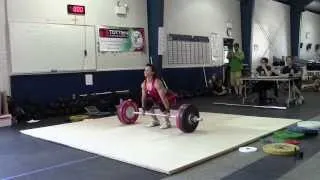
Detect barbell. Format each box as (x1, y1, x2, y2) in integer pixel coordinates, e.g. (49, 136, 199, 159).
(116, 99, 203, 133)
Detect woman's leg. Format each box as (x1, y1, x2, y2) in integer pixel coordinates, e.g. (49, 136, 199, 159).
(145, 100, 160, 127)
(159, 103, 171, 129)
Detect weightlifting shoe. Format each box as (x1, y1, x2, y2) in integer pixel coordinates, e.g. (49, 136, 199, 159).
(146, 119, 160, 127)
(160, 120, 171, 129)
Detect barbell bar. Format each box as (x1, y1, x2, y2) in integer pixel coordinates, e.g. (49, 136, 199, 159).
(133, 111, 203, 122)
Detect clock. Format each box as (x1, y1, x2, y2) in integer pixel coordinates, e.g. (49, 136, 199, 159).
(67, 5, 85, 15)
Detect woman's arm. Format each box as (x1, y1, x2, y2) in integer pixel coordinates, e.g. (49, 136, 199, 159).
(141, 82, 146, 109)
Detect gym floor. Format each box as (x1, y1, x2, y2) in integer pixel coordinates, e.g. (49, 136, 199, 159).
(1, 92, 320, 180)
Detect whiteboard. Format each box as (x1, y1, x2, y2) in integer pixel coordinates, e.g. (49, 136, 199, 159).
(9, 22, 96, 74)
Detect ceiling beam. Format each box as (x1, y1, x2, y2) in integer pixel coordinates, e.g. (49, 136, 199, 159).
(306, 9, 320, 15)
(273, 0, 290, 5)
(290, 0, 314, 11)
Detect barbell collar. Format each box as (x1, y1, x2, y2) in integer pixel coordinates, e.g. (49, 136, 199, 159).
(194, 117, 203, 122)
(133, 111, 176, 118)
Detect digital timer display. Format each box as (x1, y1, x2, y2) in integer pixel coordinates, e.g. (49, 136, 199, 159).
(67, 5, 85, 15)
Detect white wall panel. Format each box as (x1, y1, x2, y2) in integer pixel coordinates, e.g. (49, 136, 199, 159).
(0, 0, 10, 92)
(300, 11, 320, 60)
(252, 0, 291, 69)
(7, 0, 149, 72)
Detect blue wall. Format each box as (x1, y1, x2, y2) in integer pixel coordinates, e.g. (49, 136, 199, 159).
(11, 67, 222, 105)
(11, 70, 144, 104)
(240, 0, 254, 67)
(147, 0, 164, 76)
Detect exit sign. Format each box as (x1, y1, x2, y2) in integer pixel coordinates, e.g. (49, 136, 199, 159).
(67, 5, 85, 15)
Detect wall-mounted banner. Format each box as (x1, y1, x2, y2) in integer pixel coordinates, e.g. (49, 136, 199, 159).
(98, 26, 145, 52)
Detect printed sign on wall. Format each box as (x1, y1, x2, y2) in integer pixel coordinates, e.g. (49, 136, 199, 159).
(98, 26, 145, 52)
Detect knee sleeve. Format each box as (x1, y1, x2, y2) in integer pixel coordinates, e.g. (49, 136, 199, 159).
(159, 103, 166, 112)
(166, 91, 177, 106)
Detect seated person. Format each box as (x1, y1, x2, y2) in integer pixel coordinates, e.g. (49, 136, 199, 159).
(256, 57, 272, 76)
(281, 56, 304, 103)
(141, 64, 176, 129)
(208, 75, 228, 96)
(254, 57, 278, 104)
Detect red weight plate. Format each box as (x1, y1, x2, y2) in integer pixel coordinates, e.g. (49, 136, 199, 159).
(118, 100, 139, 124)
(176, 104, 187, 130)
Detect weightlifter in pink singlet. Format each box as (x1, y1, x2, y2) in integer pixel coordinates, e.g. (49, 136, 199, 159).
(141, 64, 176, 129)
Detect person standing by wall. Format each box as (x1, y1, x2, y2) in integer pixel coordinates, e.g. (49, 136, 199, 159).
(228, 43, 244, 96)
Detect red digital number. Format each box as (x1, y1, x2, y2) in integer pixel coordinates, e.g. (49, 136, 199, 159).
(73, 6, 84, 13)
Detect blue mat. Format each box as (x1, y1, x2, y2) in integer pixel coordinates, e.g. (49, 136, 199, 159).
(287, 126, 319, 136)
